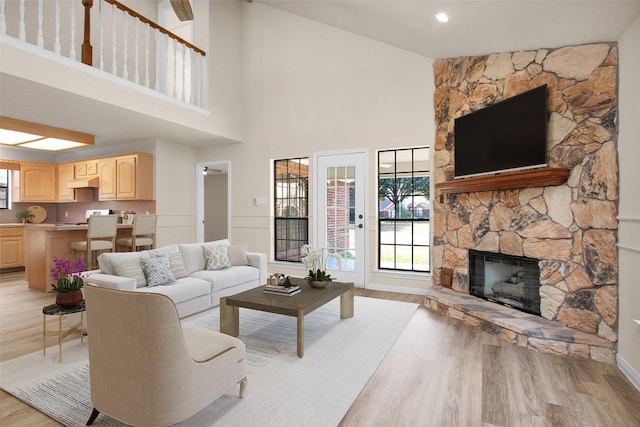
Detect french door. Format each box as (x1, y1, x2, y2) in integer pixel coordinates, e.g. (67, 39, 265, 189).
(314, 150, 367, 288)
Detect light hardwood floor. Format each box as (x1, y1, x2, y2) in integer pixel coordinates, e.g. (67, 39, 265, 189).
(2, 273, 640, 426)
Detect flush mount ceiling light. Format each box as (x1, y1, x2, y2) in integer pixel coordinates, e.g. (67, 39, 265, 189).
(0, 116, 95, 151)
(436, 12, 449, 23)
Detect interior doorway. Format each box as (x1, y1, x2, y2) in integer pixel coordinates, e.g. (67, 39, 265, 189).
(196, 161, 230, 243)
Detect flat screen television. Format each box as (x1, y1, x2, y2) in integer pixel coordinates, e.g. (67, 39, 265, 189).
(454, 84, 548, 179)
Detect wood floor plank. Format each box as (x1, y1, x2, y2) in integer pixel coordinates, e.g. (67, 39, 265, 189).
(2, 275, 640, 426)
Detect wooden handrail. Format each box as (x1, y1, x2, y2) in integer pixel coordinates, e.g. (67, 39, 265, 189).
(104, 0, 205, 56)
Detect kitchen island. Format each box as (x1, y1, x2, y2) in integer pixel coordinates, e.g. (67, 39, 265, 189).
(24, 223, 133, 291)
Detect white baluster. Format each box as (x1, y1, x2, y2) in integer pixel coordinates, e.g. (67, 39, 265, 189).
(181, 43, 187, 102)
(172, 38, 178, 98)
(18, 0, 25, 41)
(122, 9, 128, 80)
(144, 24, 150, 88)
(133, 17, 139, 84)
(54, 0, 61, 54)
(0, 0, 7, 36)
(154, 33, 163, 92)
(201, 56, 209, 109)
(69, 0, 76, 60)
(111, 2, 116, 75)
(37, 0, 43, 48)
(99, 0, 104, 70)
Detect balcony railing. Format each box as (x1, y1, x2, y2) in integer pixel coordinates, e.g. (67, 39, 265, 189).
(0, 0, 208, 108)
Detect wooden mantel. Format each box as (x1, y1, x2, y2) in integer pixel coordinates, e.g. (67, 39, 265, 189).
(435, 168, 570, 194)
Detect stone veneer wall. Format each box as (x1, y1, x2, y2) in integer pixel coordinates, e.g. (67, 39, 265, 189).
(432, 43, 619, 347)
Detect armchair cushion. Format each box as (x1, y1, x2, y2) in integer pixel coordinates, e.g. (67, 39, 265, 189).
(228, 244, 250, 266)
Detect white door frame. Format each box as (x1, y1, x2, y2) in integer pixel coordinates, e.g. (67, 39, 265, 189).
(196, 160, 231, 243)
(313, 148, 368, 288)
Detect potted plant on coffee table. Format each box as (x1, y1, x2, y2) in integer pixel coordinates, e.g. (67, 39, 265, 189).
(50, 257, 86, 307)
(301, 245, 344, 288)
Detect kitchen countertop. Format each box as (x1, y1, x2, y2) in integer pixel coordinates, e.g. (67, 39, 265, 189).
(0, 223, 25, 228)
(23, 223, 134, 231)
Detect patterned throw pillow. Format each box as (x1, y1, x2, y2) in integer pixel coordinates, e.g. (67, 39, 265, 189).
(204, 245, 231, 270)
(111, 258, 147, 288)
(141, 256, 176, 287)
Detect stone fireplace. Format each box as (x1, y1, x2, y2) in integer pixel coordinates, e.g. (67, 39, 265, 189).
(429, 43, 619, 363)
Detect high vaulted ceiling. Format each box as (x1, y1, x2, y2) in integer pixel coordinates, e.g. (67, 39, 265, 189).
(258, 0, 640, 59)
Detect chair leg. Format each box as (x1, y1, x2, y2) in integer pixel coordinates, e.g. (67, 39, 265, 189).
(239, 377, 248, 398)
(86, 407, 100, 425)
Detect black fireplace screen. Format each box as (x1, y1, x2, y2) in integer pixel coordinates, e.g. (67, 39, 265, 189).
(469, 250, 541, 315)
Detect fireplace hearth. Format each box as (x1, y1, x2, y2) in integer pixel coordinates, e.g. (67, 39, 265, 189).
(469, 250, 541, 316)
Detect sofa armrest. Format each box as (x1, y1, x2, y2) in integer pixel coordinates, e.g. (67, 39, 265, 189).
(246, 252, 267, 285)
(85, 272, 137, 291)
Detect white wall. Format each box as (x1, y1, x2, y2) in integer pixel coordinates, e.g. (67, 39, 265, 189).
(617, 14, 640, 387)
(204, 172, 228, 241)
(154, 139, 198, 246)
(196, 3, 435, 293)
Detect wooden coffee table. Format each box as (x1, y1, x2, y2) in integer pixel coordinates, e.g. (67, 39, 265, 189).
(220, 278, 354, 357)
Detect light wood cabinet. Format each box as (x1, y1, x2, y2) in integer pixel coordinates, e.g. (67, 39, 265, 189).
(58, 162, 93, 203)
(57, 163, 75, 202)
(99, 154, 153, 200)
(75, 160, 98, 177)
(20, 162, 57, 202)
(0, 227, 24, 269)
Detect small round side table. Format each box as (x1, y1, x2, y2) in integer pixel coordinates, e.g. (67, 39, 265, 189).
(42, 300, 86, 363)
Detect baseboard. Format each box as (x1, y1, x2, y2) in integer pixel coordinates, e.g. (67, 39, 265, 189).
(617, 354, 640, 392)
(366, 282, 428, 296)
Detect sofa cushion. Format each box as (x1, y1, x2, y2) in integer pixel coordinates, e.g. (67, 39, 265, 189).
(111, 257, 147, 288)
(228, 244, 250, 266)
(166, 252, 188, 279)
(141, 256, 175, 287)
(179, 239, 229, 274)
(98, 251, 150, 275)
(204, 245, 231, 270)
(189, 265, 259, 291)
(134, 277, 211, 304)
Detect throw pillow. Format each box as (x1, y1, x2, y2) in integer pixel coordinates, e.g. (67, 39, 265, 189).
(204, 245, 231, 270)
(141, 256, 175, 287)
(228, 244, 250, 266)
(111, 258, 147, 288)
(167, 252, 188, 279)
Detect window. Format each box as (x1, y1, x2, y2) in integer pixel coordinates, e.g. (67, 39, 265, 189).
(0, 169, 9, 209)
(274, 158, 309, 262)
(378, 147, 430, 272)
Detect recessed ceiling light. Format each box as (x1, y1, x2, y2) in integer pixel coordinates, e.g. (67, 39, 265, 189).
(0, 116, 94, 151)
(436, 12, 449, 23)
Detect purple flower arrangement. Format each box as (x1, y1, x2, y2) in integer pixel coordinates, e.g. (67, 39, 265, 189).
(50, 257, 86, 293)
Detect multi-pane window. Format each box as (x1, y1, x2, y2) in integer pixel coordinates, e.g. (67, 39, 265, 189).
(274, 158, 309, 262)
(0, 169, 9, 209)
(378, 147, 430, 272)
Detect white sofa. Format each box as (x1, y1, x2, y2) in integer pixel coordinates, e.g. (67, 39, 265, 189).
(86, 239, 267, 318)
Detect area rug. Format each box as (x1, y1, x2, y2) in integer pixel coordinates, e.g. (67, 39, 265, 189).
(0, 296, 418, 427)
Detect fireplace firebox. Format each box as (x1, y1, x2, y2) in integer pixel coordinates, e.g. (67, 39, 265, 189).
(468, 250, 541, 315)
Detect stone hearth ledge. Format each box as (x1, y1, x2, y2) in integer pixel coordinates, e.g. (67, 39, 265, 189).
(424, 286, 616, 364)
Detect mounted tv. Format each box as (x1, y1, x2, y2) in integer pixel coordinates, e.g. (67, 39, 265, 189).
(454, 84, 548, 179)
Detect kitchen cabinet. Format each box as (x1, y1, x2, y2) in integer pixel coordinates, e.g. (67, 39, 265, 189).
(20, 162, 57, 202)
(99, 154, 153, 200)
(58, 162, 93, 202)
(0, 227, 24, 269)
(75, 160, 98, 177)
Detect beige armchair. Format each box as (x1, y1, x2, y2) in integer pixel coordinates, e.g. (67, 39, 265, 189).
(84, 284, 247, 426)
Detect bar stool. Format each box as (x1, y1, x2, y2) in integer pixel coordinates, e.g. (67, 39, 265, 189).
(116, 214, 157, 252)
(70, 215, 118, 270)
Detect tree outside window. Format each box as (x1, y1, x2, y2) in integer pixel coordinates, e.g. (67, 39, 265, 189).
(378, 147, 430, 272)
